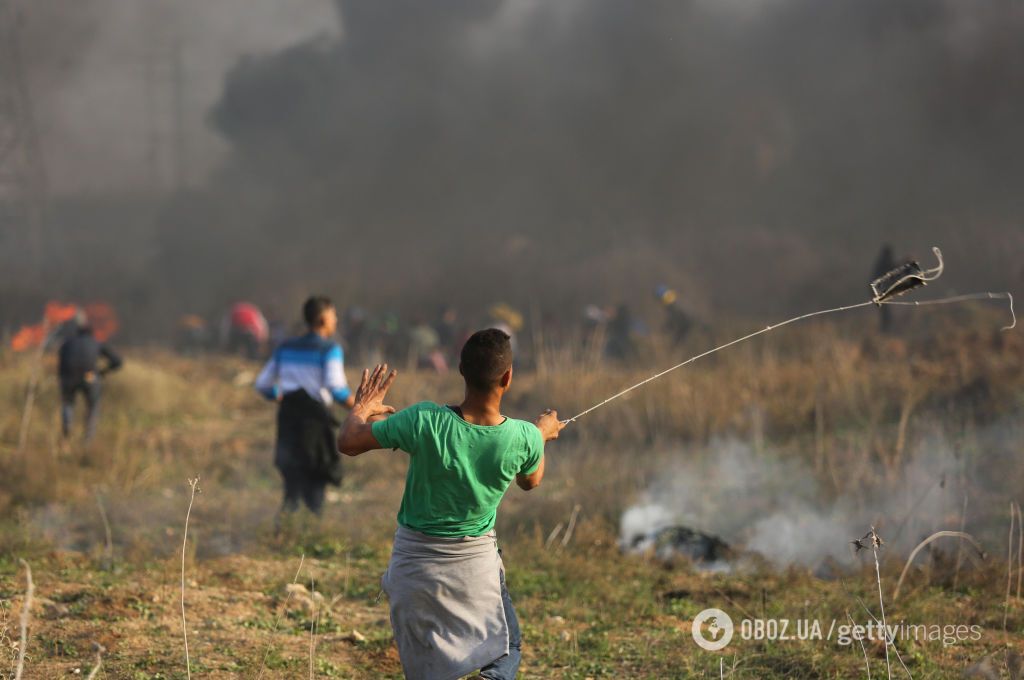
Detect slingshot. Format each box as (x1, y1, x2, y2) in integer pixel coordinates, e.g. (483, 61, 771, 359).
(563, 247, 1015, 425)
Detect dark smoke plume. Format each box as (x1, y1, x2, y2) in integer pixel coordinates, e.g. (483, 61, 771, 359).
(5, 0, 1024, 335)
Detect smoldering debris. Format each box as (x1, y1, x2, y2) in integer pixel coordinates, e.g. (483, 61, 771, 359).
(621, 518, 732, 572)
(618, 430, 997, 573)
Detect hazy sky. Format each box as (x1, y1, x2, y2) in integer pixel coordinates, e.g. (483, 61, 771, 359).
(25, 0, 338, 194)
(8, 0, 1022, 326)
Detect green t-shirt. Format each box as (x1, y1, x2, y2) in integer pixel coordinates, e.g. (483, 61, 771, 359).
(371, 401, 544, 537)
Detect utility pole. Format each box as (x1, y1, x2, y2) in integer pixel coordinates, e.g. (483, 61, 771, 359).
(145, 41, 162, 190)
(0, 0, 49, 452)
(171, 28, 187, 192)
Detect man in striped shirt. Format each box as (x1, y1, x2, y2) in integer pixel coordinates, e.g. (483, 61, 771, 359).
(255, 296, 355, 516)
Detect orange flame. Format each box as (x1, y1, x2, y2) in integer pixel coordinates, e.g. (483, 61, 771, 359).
(43, 301, 79, 325)
(11, 325, 47, 352)
(9, 301, 119, 351)
(83, 302, 119, 342)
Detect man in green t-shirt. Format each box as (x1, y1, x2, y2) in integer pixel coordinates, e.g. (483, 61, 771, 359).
(338, 328, 564, 679)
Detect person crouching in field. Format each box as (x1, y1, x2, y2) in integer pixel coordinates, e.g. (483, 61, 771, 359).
(255, 296, 355, 517)
(338, 329, 564, 680)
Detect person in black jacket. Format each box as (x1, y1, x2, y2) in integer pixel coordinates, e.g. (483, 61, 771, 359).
(58, 313, 123, 442)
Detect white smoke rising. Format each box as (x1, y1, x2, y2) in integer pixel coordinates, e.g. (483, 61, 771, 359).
(620, 503, 675, 551)
(621, 433, 966, 569)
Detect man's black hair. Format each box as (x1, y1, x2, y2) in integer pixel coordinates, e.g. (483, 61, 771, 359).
(303, 295, 334, 328)
(460, 328, 513, 391)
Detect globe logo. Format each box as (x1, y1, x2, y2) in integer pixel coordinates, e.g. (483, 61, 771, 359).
(692, 608, 734, 651)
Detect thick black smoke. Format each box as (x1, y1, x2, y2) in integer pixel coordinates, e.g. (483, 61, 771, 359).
(7, 0, 1024, 334)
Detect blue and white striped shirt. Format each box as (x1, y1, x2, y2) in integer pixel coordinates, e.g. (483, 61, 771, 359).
(254, 333, 352, 405)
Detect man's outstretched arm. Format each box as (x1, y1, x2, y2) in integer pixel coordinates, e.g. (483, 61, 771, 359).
(338, 364, 397, 456)
(516, 409, 565, 490)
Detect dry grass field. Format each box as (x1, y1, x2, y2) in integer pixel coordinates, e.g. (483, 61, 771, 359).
(1, 312, 1023, 678)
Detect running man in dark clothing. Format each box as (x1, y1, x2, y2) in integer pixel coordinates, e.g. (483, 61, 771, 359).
(58, 312, 123, 442)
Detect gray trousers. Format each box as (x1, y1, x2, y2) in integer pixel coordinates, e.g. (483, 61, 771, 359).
(61, 380, 101, 441)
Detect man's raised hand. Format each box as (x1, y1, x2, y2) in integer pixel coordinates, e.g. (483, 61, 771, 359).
(353, 363, 398, 419)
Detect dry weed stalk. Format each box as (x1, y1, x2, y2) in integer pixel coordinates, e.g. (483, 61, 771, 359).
(953, 495, 968, 589)
(853, 528, 891, 680)
(1016, 502, 1022, 601)
(14, 559, 34, 680)
(344, 552, 351, 598)
(0, 600, 12, 677)
(95, 489, 114, 570)
(181, 476, 201, 680)
(16, 320, 49, 453)
(560, 504, 582, 548)
(1005, 501, 1015, 631)
(813, 389, 825, 475)
(254, 553, 305, 680)
(847, 588, 914, 679)
(892, 531, 984, 602)
(309, 576, 319, 680)
(890, 391, 919, 473)
(544, 523, 563, 550)
(846, 611, 871, 679)
(719, 654, 739, 678)
(85, 642, 105, 680)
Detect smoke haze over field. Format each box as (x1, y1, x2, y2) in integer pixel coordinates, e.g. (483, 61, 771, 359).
(619, 430, 990, 569)
(19, 0, 338, 194)
(3, 0, 1023, 331)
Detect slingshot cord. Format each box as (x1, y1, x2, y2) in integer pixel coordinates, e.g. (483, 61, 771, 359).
(883, 291, 1015, 331)
(562, 290, 1015, 425)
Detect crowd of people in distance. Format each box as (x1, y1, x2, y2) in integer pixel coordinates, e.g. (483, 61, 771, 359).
(175, 285, 704, 373)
